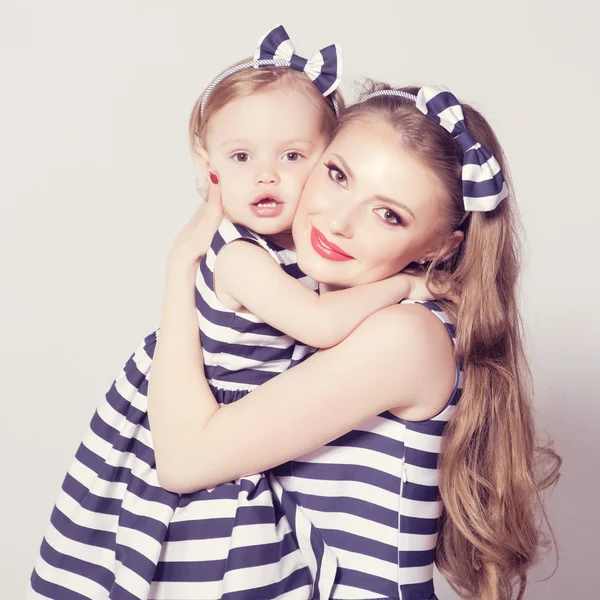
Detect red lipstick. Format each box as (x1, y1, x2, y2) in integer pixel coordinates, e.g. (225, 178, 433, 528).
(310, 227, 354, 261)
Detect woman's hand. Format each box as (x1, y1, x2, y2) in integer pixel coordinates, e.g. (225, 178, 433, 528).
(149, 177, 223, 489)
(167, 176, 223, 273)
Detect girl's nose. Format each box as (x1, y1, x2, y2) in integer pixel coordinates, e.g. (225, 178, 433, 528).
(256, 161, 280, 185)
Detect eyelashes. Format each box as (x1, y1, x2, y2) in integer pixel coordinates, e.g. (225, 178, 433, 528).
(372, 207, 402, 226)
(325, 161, 347, 185)
(230, 152, 307, 163)
(325, 161, 404, 227)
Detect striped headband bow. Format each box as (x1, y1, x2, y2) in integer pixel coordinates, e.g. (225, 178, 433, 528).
(200, 25, 343, 118)
(362, 86, 508, 212)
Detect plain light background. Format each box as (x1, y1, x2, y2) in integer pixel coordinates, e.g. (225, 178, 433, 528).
(2, 0, 598, 597)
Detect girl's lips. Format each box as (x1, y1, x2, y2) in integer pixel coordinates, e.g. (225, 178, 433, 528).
(250, 193, 284, 218)
(250, 201, 284, 217)
(310, 227, 354, 262)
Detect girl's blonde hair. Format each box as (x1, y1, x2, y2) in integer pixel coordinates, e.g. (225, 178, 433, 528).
(189, 57, 344, 150)
(338, 81, 561, 600)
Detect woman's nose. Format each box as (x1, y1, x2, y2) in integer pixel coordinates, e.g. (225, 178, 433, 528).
(328, 205, 356, 238)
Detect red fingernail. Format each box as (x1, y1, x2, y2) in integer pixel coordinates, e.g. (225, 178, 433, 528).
(209, 172, 219, 185)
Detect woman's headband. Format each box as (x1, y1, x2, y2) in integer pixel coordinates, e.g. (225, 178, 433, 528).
(361, 87, 508, 213)
(200, 25, 343, 118)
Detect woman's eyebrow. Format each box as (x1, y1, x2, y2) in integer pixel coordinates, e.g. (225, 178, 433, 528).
(374, 195, 417, 221)
(333, 154, 355, 179)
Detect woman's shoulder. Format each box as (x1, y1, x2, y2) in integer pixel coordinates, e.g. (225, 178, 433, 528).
(358, 301, 454, 349)
(349, 301, 457, 420)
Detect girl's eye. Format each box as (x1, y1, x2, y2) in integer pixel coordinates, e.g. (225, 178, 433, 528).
(285, 152, 302, 161)
(325, 162, 347, 186)
(373, 207, 403, 226)
(232, 152, 250, 162)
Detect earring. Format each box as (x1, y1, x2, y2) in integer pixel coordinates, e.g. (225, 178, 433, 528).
(418, 257, 427, 265)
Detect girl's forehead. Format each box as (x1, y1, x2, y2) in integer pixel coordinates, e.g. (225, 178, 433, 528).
(207, 89, 327, 142)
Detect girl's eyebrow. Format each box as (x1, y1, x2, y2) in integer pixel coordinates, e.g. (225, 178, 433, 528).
(278, 139, 316, 147)
(333, 154, 355, 179)
(220, 139, 253, 147)
(220, 139, 316, 148)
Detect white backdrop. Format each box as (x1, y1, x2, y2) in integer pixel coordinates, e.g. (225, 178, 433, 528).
(2, 1, 598, 597)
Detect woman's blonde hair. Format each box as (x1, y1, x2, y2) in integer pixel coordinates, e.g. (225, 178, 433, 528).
(189, 57, 344, 150)
(338, 81, 561, 600)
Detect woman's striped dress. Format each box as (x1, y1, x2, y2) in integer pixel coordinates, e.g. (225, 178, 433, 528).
(275, 300, 462, 599)
(28, 212, 461, 599)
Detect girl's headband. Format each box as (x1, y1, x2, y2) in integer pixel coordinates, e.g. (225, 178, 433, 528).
(200, 25, 343, 118)
(361, 87, 508, 213)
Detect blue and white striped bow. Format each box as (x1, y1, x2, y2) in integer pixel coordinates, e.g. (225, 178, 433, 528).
(254, 25, 342, 97)
(416, 86, 507, 212)
(200, 25, 343, 118)
(361, 86, 507, 212)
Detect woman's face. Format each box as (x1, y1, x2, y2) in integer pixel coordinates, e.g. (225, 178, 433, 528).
(292, 116, 453, 288)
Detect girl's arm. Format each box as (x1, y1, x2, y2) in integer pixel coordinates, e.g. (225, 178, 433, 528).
(148, 254, 455, 493)
(214, 240, 426, 348)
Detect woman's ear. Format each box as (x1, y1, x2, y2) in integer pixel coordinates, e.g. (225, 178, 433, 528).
(440, 229, 464, 261)
(423, 229, 464, 263)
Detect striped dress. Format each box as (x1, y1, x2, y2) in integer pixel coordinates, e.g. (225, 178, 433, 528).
(275, 301, 461, 599)
(28, 213, 461, 599)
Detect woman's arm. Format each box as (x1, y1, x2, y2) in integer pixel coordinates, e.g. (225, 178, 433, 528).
(148, 254, 456, 493)
(215, 240, 426, 348)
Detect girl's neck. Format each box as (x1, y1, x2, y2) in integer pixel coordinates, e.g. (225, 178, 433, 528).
(318, 282, 346, 293)
(264, 231, 295, 250)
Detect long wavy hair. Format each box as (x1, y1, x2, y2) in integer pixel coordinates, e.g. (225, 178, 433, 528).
(337, 82, 561, 599)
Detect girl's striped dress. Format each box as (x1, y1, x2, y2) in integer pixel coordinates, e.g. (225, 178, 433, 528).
(28, 212, 461, 599)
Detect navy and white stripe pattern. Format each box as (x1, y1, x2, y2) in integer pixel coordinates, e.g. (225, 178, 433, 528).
(274, 300, 462, 599)
(26, 331, 337, 599)
(254, 25, 342, 97)
(27, 220, 333, 599)
(200, 25, 342, 118)
(27, 246, 459, 598)
(197, 218, 318, 391)
(27, 331, 180, 599)
(361, 86, 508, 212)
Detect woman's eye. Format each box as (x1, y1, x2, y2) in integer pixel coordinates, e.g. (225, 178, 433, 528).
(326, 163, 347, 186)
(373, 207, 402, 225)
(285, 152, 302, 161)
(232, 152, 250, 162)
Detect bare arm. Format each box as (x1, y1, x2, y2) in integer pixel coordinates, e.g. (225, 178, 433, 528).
(215, 240, 423, 348)
(148, 257, 455, 493)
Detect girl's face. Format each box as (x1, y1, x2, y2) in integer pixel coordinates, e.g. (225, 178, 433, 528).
(293, 117, 457, 288)
(203, 88, 329, 236)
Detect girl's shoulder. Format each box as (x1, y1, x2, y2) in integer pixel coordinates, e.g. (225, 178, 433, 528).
(211, 218, 282, 265)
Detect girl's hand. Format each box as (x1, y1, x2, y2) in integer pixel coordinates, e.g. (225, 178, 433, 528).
(403, 272, 460, 304)
(168, 175, 223, 273)
(403, 273, 435, 302)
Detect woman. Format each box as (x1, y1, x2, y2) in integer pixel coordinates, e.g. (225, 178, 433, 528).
(29, 83, 559, 600)
(148, 83, 560, 600)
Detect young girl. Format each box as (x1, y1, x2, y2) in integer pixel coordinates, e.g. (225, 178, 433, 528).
(166, 24, 432, 481)
(28, 26, 430, 600)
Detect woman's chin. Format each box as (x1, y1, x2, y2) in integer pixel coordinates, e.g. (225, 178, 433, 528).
(296, 250, 348, 288)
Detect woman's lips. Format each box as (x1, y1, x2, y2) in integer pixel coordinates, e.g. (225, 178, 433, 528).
(310, 227, 354, 261)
